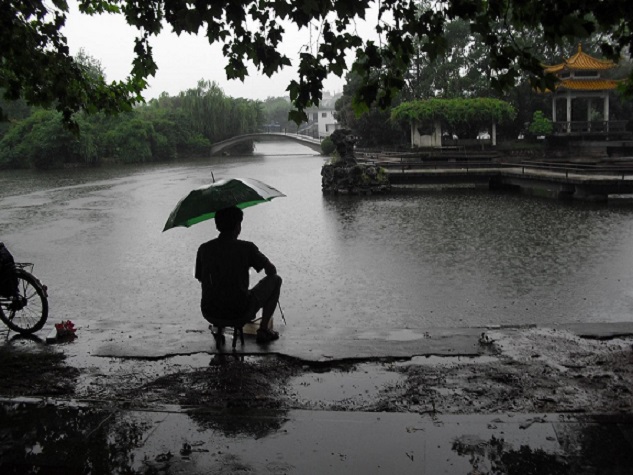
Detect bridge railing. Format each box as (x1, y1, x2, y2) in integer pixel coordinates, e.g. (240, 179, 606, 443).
(210, 131, 323, 155)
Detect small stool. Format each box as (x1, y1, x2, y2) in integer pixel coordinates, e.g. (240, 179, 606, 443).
(210, 322, 248, 350)
(231, 325, 245, 349)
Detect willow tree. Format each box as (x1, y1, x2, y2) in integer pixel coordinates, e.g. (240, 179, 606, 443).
(392, 98, 517, 146)
(176, 80, 261, 143)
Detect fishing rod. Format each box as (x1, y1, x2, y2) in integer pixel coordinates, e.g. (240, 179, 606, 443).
(278, 300, 287, 325)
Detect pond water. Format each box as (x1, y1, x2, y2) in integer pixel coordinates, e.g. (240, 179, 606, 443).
(1, 141, 633, 345)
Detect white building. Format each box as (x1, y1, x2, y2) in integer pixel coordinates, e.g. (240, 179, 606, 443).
(301, 91, 342, 139)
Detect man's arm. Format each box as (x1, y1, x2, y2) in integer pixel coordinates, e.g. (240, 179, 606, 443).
(264, 260, 277, 276)
(194, 246, 204, 282)
(249, 242, 277, 276)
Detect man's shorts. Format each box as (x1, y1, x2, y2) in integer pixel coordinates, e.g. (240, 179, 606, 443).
(201, 274, 282, 326)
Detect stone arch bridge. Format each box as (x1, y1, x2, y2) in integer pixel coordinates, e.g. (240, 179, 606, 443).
(210, 132, 322, 155)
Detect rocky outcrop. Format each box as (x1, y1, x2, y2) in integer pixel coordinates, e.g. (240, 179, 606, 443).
(321, 128, 390, 194)
(321, 162, 391, 194)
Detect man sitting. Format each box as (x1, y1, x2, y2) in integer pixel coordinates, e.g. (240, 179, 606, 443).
(195, 207, 282, 344)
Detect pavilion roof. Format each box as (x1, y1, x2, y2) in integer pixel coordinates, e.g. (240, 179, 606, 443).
(543, 44, 616, 74)
(556, 79, 620, 91)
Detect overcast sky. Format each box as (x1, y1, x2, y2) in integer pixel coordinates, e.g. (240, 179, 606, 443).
(63, 2, 381, 102)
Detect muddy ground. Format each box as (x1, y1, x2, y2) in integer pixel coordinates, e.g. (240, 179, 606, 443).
(1, 328, 631, 416)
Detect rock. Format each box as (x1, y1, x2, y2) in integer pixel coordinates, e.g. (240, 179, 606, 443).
(321, 163, 391, 195)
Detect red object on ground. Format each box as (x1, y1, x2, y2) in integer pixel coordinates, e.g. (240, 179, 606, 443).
(55, 320, 76, 337)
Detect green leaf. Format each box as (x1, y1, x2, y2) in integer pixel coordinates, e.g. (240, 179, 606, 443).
(288, 109, 307, 125)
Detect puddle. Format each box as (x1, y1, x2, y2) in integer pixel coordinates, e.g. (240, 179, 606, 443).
(288, 363, 404, 404)
(398, 355, 500, 367)
(355, 329, 429, 341)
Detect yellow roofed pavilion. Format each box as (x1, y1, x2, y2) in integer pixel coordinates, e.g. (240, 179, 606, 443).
(543, 44, 619, 93)
(542, 44, 622, 134)
(544, 43, 616, 74)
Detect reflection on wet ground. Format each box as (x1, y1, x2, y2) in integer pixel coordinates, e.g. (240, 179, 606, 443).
(1, 400, 632, 474)
(0, 341, 78, 398)
(288, 362, 405, 409)
(0, 400, 151, 474)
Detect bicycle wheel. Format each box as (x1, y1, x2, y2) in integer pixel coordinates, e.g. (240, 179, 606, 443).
(0, 269, 48, 334)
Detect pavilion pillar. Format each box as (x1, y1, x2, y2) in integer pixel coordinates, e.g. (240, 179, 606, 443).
(603, 93, 610, 132)
(587, 98, 592, 131)
(552, 96, 557, 122)
(566, 94, 572, 132)
(587, 98, 592, 121)
(491, 122, 497, 146)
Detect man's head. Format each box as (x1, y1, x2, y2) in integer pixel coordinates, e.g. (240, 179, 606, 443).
(215, 206, 243, 235)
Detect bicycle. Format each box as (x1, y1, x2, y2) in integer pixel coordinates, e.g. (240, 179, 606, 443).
(0, 263, 48, 334)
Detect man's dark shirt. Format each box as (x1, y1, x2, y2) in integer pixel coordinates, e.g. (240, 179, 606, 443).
(195, 235, 268, 318)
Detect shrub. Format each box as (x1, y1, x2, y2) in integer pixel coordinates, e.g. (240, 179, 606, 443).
(321, 136, 336, 155)
(528, 111, 553, 136)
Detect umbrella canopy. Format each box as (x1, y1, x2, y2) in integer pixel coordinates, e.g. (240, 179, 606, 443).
(163, 178, 285, 231)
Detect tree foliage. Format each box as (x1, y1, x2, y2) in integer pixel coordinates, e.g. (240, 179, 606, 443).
(260, 97, 299, 132)
(405, 17, 483, 100)
(2, 0, 633, 127)
(0, 110, 79, 168)
(0, 80, 263, 169)
(391, 98, 517, 128)
(0, 1, 140, 128)
(174, 80, 262, 144)
(336, 71, 408, 148)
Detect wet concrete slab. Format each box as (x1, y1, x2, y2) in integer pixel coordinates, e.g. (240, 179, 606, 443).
(93, 326, 485, 362)
(91, 322, 633, 363)
(1, 397, 632, 474)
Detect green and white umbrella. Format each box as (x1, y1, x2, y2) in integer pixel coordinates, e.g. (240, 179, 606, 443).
(163, 178, 285, 231)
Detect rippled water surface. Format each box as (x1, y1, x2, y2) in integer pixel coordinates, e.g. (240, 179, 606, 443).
(2, 141, 633, 338)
